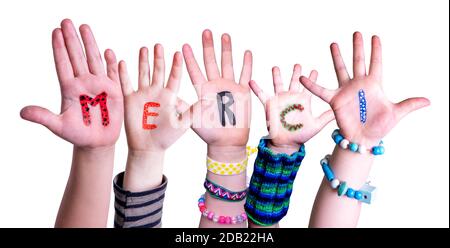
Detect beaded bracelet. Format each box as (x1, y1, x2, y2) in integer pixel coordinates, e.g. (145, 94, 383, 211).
(320, 154, 376, 204)
(207, 146, 258, 176)
(198, 194, 248, 225)
(332, 129, 385, 155)
(204, 178, 247, 202)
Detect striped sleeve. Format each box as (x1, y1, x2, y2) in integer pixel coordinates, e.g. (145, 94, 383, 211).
(113, 172, 167, 228)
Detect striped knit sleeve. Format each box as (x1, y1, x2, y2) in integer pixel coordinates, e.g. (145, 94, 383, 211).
(113, 172, 167, 228)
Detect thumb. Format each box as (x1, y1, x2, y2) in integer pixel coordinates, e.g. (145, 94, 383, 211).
(395, 97, 430, 122)
(20, 106, 62, 135)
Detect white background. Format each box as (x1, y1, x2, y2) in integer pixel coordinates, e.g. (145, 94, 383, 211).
(0, 0, 448, 227)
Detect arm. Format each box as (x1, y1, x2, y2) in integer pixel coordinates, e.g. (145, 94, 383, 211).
(114, 45, 193, 228)
(20, 19, 123, 227)
(301, 32, 430, 227)
(247, 65, 334, 228)
(182, 30, 253, 228)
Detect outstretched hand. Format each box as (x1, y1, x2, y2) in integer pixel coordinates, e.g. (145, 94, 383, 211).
(300, 32, 430, 146)
(249, 65, 334, 148)
(20, 19, 123, 148)
(118, 45, 193, 152)
(182, 30, 253, 148)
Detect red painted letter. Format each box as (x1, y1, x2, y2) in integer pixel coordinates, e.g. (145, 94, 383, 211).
(143, 102, 160, 130)
(79, 92, 110, 126)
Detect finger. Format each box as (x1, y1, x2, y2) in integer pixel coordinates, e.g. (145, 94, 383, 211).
(79, 24, 104, 75)
(60, 19, 88, 76)
(202, 29, 220, 80)
(137, 47, 150, 90)
(52, 28, 74, 82)
(299, 76, 334, 103)
(20, 106, 62, 135)
(221, 33, 235, 81)
(249, 80, 269, 106)
(166, 52, 183, 94)
(315, 109, 335, 130)
(182, 44, 207, 88)
(302, 70, 319, 99)
(369, 35, 382, 79)
(330, 43, 350, 83)
(151, 44, 165, 88)
(288, 64, 302, 92)
(104, 49, 119, 83)
(394, 97, 430, 122)
(118, 61, 134, 96)
(239, 50, 253, 87)
(272, 66, 284, 94)
(353, 32, 367, 78)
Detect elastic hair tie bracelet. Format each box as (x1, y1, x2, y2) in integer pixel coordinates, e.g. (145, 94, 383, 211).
(332, 129, 385, 155)
(320, 154, 376, 204)
(198, 194, 247, 225)
(204, 178, 247, 202)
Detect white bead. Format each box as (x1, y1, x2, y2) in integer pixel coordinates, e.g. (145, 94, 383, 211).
(213, 216, 219, 223)
(320, 158, 328, 165)
(331, 179, 340, 189)
(358, 145, 367, 154)
(340, 139, 349, 149)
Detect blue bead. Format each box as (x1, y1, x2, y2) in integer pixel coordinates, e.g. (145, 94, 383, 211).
(372, 146, 385, 155)
(337, 182, 348, 196)
(321, 164, 335, 182)
(199, 198, 205, 203)
(334, 134, 344, 144)
(354, 191, 363, 200)
(332, 129, 340, 139)
(346, 188, 355, 198)
(349, 143, 358, 152)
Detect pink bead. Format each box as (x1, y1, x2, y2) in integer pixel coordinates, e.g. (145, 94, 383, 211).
(225, 217, 232, 224)
(219, 216, 226, 224)
(198, 202, 205, 207)
(207, 212, 214, 220)
(241, 213, 247, 221)
(199, 206, 207, 213)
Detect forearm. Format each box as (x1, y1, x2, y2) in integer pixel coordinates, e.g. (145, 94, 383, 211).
(309, 146, 374, 227)
(199, 145, 248, 228)
(55, 145, 115, 227)
(123, 150, 165, 192)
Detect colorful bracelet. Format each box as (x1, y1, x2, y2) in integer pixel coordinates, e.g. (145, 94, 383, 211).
(206, 146, 258, 176)
(244, 138, 305, 226)
(198, 194, 248, 225)
(204, 178, 247, 202)
(320, 154, 376, 204)
(332, 129, 385, 155)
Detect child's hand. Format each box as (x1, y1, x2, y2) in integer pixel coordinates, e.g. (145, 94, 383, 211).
(249, 65, 334, 148)
(300, 32, 430, 146)
(118, 45, 191, 152)
(182, 30, 253, 149)
(20, 19, 123, 148)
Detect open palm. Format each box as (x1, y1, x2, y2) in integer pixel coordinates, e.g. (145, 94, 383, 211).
(300, 32, 430, 146)
(118, 45, 193, 151)
(250, 65, 334, 147)
(20, 19, 123, 148)
(182, 30, 253, 147)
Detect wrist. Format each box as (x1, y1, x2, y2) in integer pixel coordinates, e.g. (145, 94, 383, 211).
(267, 140, 301, 155)
(123, 149, 165, 192)
(207, 145, 247, 162)
(339, 129, 382, 148)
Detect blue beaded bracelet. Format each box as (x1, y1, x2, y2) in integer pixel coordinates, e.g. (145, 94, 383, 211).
(332, 129, 385, 155)
(320, 154, 376, 204)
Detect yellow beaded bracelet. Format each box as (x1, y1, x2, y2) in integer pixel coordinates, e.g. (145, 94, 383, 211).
(206, 146, 258, 176)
